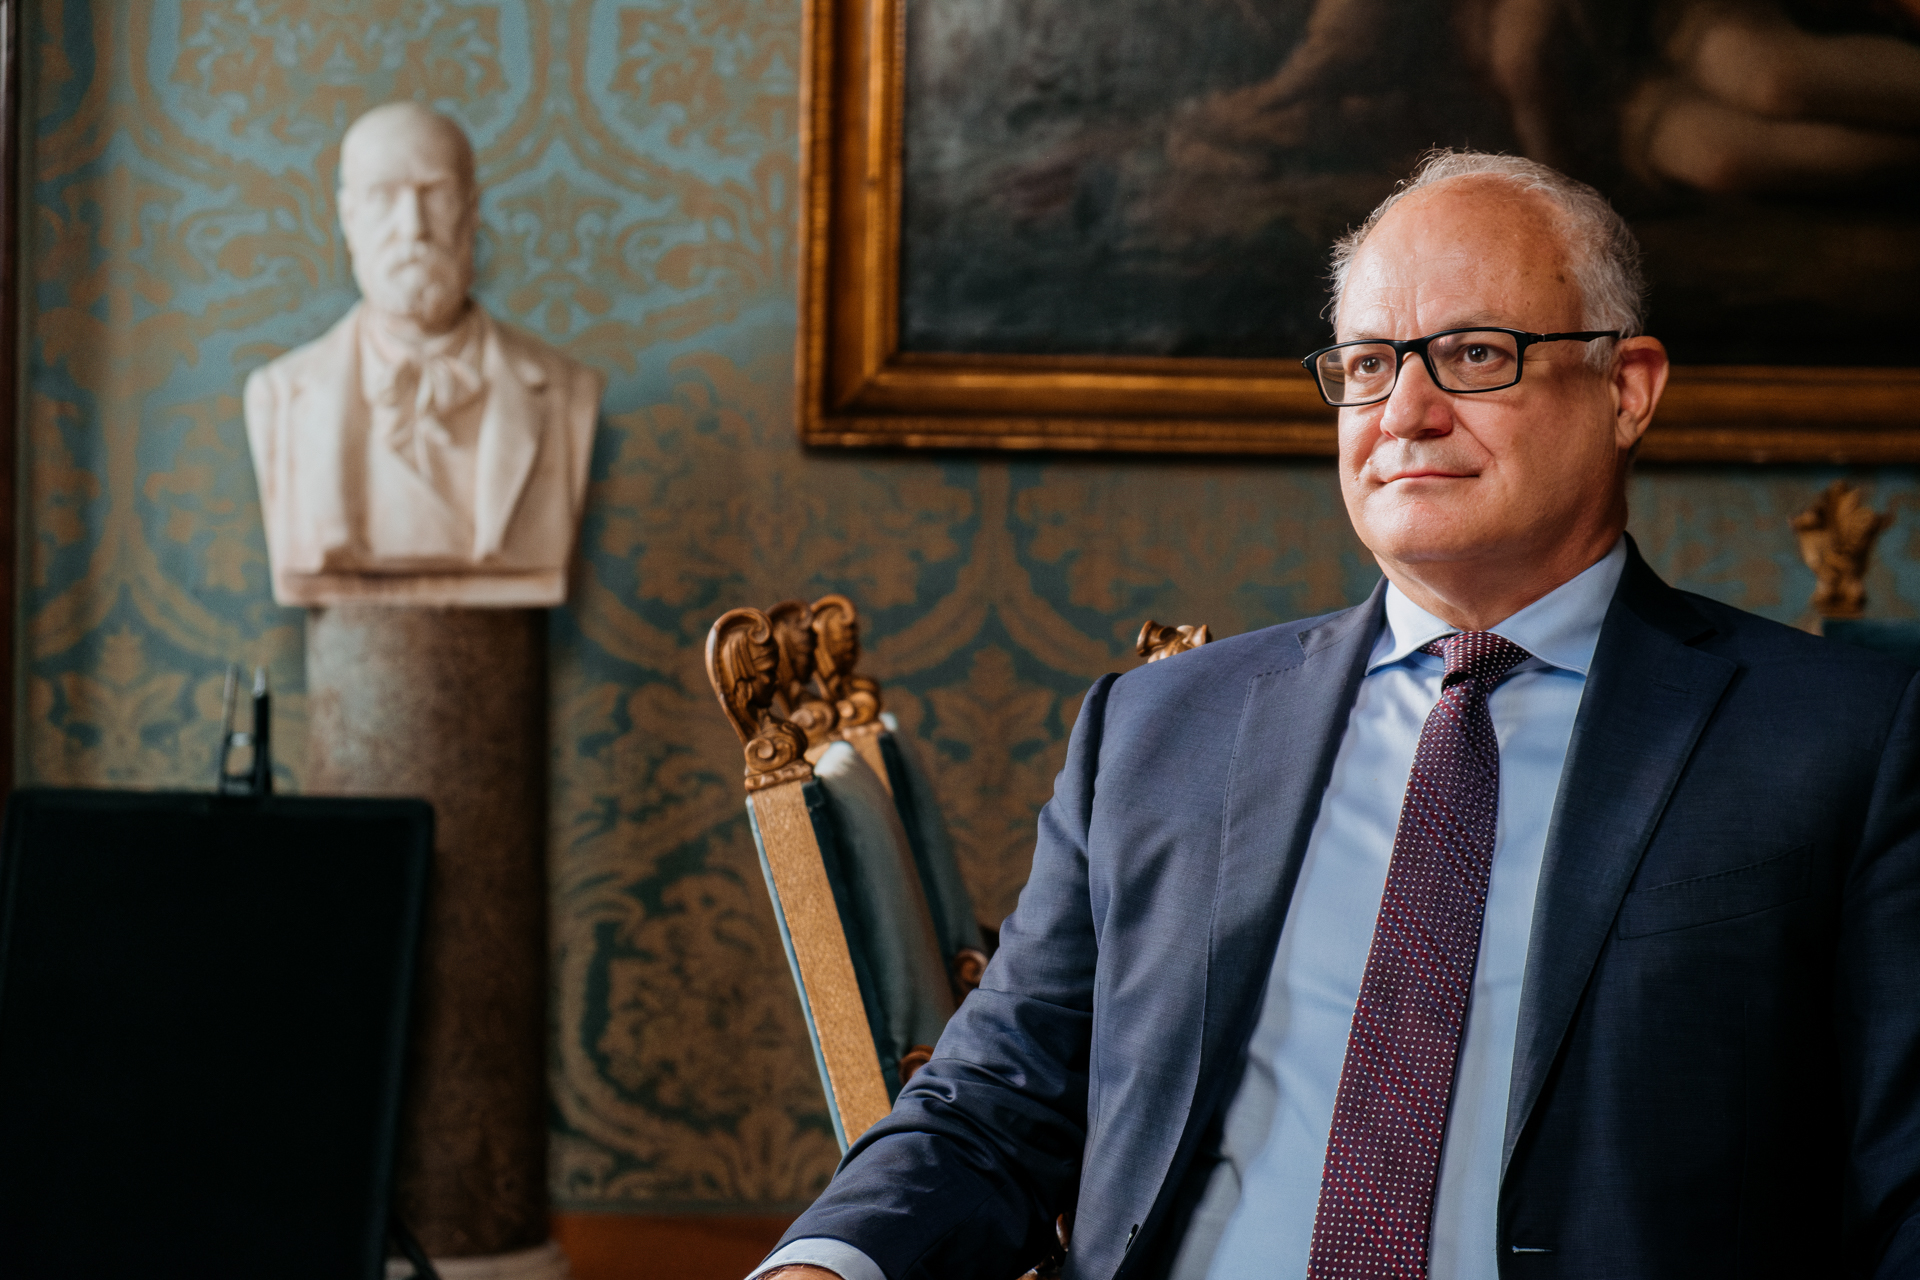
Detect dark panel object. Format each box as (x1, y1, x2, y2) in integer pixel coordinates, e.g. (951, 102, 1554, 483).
(0, 0, 22, 800)
(1822, 618, 1920, 666)
(0, 789, 432, 1280)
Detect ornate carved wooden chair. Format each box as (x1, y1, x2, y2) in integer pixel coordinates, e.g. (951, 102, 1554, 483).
(710, 603, 1210, 1279)
(707, 606, 957, 1149)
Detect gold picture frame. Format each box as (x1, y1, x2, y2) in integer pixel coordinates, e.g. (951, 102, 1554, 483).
(797, 0, 1920, 462)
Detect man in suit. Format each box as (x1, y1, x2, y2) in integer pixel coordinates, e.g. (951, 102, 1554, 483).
(751, 151, 1920, 1278)
(245, 102, 601, 607)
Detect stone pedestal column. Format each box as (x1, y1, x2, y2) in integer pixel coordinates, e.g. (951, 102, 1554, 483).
(306, 607, 557, 1272)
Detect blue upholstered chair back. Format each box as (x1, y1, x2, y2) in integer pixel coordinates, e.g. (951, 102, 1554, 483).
(749, 741, 955, 1120)
(878, 711, 989, 980)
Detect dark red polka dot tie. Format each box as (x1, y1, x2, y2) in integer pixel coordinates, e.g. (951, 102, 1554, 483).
(1307, 630, 1531, 1279)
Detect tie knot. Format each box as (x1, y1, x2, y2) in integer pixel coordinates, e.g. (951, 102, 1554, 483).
(1420, 631, 1531, 684)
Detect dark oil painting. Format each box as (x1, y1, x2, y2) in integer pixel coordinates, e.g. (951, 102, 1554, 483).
(898, 0, 1920, 366)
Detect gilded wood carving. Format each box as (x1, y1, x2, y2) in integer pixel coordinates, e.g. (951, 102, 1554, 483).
(810, 592, 892, 790)
(897, 1044, 934, 1082)
(1792, 482, 1895, 620)
(768, 599, 841, 748)
(811, 593, 885, 733)
(705, 608, 814, 792)
(951, 947, 989, 999)
(1136, 620, 1214, 663)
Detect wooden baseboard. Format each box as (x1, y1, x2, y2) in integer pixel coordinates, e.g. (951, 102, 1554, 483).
(552, 1213, 795, 1280)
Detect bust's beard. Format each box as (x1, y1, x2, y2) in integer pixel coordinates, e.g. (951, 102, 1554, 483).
(351, 241, 473, 334)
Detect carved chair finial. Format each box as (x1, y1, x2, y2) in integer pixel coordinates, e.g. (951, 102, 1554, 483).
(767, 600, 840, 747)
(812, 593, 883, 730)
(705, 608, 813, 791)
(1792, 481, 1894, 620)
(1136, 619, 1214, 662)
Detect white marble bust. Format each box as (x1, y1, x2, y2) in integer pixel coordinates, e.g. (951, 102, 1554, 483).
(245, 102, 604, 607)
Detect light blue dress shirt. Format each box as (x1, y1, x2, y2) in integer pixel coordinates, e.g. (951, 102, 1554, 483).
(750, 539, 1625, 1280)
(1171, 538, 1625, 1280)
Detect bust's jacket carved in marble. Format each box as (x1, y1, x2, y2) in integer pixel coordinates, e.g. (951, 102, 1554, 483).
(243, 101, 603, 607)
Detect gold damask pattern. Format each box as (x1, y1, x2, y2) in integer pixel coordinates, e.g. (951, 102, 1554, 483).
(25, 0, 1918, 1214)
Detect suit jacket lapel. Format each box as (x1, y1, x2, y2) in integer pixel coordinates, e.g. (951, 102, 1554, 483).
(473, 316, 544, 560)
(1502, 545, 1736, 1173)
(1202, 581, 1387, 1087)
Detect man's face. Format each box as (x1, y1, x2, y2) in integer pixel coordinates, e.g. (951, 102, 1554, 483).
(339, 117, 476, 332)
(1334, 179, 1631, 578)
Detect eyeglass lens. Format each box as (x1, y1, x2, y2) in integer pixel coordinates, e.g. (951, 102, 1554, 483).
(1314, 330, 1522, 404)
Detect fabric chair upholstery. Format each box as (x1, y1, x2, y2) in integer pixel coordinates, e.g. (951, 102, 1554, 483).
(878, 711, 988, 970)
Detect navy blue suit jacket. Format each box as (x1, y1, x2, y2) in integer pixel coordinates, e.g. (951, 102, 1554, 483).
(778, 546, 1920, 1278)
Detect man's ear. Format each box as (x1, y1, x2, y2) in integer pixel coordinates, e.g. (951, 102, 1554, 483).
(1611, 336, 1669, 452)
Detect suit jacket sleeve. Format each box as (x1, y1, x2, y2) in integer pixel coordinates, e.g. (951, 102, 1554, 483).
(1848, 670, 1920, 1276)
(769, 674, 1119, 1280)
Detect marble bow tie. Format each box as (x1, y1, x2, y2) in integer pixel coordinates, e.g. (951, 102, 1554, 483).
(362, 311, 487, 475)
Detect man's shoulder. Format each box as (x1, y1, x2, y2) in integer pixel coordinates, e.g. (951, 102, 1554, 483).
(1104, 600, 1369, 708)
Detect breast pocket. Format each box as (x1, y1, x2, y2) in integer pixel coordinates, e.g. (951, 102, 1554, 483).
(1616, 844, 1814, 939)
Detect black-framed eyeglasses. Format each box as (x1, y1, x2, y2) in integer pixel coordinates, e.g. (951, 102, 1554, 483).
(1300, 327, 1620, 407)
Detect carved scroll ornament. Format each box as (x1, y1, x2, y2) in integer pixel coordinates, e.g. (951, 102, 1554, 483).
(951, 947, 989, 1000)
(767, 600, 840, 747)
(811, 593, 883, 731)
(1792, 481, 1894, 620)
(705, 608, 813, 791)
(1136, 619, 1214, 663)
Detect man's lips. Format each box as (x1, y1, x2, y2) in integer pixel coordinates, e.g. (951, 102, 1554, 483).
(1376, 468, 1477, 483)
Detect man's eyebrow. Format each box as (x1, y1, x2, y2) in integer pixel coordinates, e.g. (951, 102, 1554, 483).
(1337, 311, 1512, 341)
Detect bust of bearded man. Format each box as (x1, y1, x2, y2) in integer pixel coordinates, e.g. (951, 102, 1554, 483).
(245, 102, 604, 607)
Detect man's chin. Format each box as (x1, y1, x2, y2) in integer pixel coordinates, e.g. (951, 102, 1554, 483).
(1355, 500, 1507, 566)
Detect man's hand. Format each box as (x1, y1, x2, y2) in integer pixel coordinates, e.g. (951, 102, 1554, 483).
(760, 1269, 840, 1280)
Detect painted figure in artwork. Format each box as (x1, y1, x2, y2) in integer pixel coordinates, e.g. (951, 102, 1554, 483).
(244, 102, 604, 607)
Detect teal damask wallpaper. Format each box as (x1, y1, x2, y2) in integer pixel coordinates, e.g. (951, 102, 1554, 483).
(22, 0, 1920, 1215)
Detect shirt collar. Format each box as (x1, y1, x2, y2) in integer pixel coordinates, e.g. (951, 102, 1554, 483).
(1367, 535, 1627, 677)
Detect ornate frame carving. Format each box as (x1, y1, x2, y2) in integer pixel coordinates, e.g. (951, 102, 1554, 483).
(797, 0, 1920, 462)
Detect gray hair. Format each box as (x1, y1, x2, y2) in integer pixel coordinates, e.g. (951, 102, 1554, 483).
(1329, 150, 1646, 367)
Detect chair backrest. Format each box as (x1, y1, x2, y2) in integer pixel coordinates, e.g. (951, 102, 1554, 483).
(773, 594, 992, 998)
(707, 607, 954, 1150)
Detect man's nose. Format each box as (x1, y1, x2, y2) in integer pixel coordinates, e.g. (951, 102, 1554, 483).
(393, 186, 426, 241)
(1377, 353, 1454, 440)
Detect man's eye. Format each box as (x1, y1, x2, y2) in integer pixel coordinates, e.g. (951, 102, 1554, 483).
(1355, 356, 1382, 375)
(1464, 345, 1491, 363)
